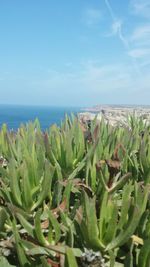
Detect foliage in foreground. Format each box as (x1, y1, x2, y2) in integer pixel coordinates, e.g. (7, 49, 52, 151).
(0, 115, 150, 267)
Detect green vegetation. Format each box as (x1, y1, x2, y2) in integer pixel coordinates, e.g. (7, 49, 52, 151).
(0, 115, 150, 267)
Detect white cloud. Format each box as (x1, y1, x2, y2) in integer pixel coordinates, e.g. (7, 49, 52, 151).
(111, 20, 129, 47)
(128, 48, 150, 58)
(31, 62, 142, 96)
(129, 2, 150, 64)
(130, 0, 150, 18)
(2, 60, 150, 105)
(129, 24, 150, 67)
(83, 8, 102, 26)
(131, 24, 150, 41)
(140, 60, 150, 68)
(104, 0, 129, 48)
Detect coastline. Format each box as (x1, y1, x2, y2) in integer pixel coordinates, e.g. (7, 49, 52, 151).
(78, 105, 150, 126)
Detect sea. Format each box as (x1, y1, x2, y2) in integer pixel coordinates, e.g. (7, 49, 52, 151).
(0, 105, 81, 130)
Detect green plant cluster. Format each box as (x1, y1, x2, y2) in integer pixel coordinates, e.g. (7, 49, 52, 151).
(0, 115, 150, 267)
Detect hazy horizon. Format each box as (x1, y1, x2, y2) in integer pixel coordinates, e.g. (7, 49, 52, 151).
(0, 103, 150, 108)
(0, 0, 150, 106)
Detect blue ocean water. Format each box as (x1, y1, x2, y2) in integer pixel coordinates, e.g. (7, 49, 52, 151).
(0, 105, 81, 130)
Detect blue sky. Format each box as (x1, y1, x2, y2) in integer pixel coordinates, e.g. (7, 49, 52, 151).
(0, 0, 150, 107)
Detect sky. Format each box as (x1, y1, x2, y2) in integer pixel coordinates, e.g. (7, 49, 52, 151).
(0, 0, 150, 107)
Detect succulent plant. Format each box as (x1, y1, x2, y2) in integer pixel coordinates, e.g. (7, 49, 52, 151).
(0, 115, 149, 266)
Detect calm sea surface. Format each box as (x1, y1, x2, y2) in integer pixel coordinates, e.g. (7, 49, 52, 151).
(0, 105, 81, 130)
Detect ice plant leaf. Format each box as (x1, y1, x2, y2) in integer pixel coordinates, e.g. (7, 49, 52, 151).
(66, 247, 78, 267)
